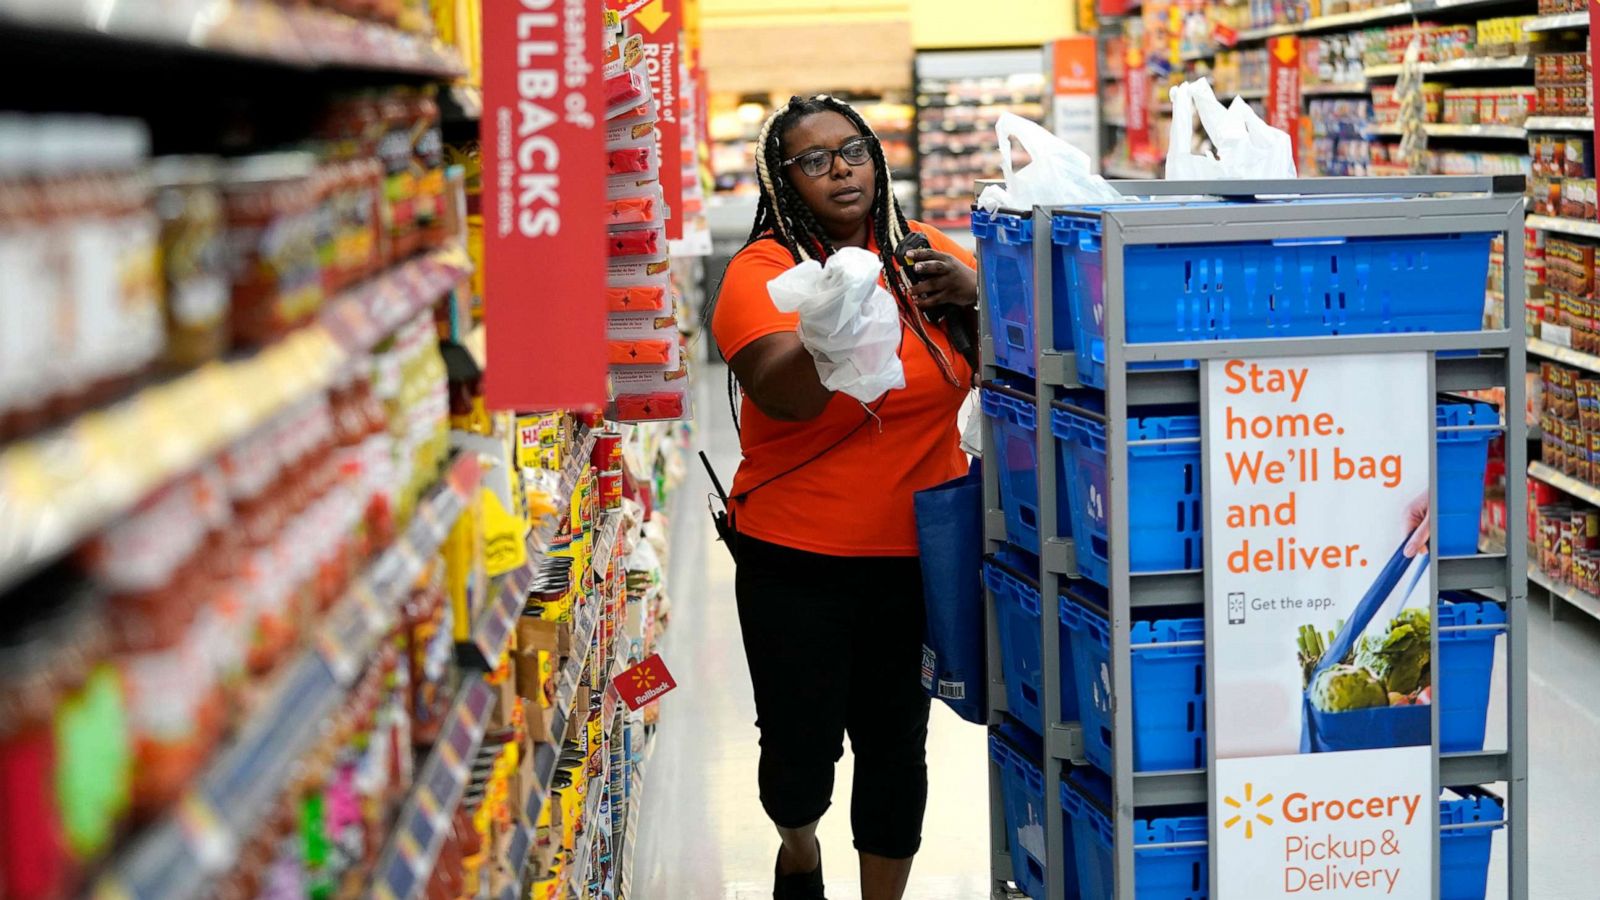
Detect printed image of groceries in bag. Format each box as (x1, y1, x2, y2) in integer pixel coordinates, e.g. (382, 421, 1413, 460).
(1296, 541, 1434, 753)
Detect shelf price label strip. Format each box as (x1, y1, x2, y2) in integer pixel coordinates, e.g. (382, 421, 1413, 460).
(374, 677, 498, 900)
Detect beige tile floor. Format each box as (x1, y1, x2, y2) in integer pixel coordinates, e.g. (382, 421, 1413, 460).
(631, 366, 1600, 900)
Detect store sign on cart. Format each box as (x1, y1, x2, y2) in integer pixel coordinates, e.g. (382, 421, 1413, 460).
(1205, 354, 1435, 899)
(481, 0, 608, 408)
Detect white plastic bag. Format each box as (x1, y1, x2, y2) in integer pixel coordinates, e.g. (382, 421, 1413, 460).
(1165, 79, 1297, 181)
(958, 389, 982, 457)
(978, 112, 1122, 211)
(767, 247, 906, 403)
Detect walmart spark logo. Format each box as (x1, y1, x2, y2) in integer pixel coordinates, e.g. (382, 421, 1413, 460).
(631, 667, 659, 692)
(1223, 783, 1276, 839)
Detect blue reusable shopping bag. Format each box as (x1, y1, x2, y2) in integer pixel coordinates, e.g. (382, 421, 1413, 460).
(915, 459, 987, 723)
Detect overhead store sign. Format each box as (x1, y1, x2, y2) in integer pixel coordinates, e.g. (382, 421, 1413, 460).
(1205, 354, 1435, 899)
(1125, 42, 1153, 164)
(482, 0, 607, 409)
(1268, 36, 1303, 160)
(1050, 38, 1099, 171)
(636, 0, 685, 240)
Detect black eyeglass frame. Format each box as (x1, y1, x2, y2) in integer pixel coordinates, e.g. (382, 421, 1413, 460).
(780, 136, 878, 178)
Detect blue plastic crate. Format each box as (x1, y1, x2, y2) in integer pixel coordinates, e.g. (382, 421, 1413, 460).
(1438, 593, 1507, 753)
(1053, 213, 1495, 390)
(1052, 404, 1203, 587)
(984, 386, 1062, 556)
(1052, 401, 1500, 587)
(1441, 792, 1504, 900)
(990, 734, 1057, 899)
(985, 557, 1078, 738)
(974, 210, 1075, 378)
(1061, 770, 1208, 900)
(1060, 595, 1206, 774)
(1438, 401, 1501, 558)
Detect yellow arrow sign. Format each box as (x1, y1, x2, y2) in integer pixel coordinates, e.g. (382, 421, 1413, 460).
(635, 0, 671, 34)
(1271, 36, 1297, 65)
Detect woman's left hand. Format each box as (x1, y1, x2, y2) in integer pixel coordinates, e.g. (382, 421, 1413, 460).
(906, 248, 978, 310)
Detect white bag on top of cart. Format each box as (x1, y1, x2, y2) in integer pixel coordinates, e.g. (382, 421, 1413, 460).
(977, 112, 1122, 212)
(767, 247, 906, 404)
(1165, 79, 1297, 181)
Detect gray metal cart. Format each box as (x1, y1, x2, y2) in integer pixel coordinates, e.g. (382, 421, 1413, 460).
(979, 176, 1528, 900)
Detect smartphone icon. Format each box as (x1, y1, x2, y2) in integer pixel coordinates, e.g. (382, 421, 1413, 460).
(1227, 593, 1247, 625)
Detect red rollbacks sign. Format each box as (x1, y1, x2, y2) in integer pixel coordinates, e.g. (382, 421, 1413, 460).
(1125, 43, 1153, 164)
(1268, 36, 1303, 160)
(482, 0, 607, 410)
(635, 0, 684, 239)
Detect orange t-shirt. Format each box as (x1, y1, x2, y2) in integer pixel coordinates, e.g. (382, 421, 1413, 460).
(711, 221, 975, 557)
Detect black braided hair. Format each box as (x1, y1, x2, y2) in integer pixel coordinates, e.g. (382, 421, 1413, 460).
(748, 95, 959, 387)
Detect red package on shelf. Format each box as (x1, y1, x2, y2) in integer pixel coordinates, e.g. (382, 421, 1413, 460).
(607, 148, 651, 176)
(605, 68, 647, 118)
(607, 229, 659, 259)
(604, 196, 657, 226)
(605, 286, 669, 312)
(614, 392, 685, 420)
(608, 340, 674, 366)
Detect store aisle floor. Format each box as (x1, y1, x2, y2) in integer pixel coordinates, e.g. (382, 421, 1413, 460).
(634, 365, 1600, 900)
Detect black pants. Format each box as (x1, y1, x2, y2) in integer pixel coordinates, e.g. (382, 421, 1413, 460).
(734, 535, 932, 860)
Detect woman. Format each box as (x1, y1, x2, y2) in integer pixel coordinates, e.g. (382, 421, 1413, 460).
(710, 94, 980, 900)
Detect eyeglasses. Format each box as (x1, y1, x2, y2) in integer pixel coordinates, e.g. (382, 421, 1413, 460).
(781, 136, 877, 178)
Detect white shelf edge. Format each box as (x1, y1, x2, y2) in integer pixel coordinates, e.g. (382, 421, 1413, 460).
(1526, 214, 1600, 238)
(1364, 55, 1532, 79)
(1523, 11, 1588, 31)
(1527, 336, 1600, 374)
(1524, 115, 1595, 131)
(1529, 460, 1600, 507)
(1528, 563, 1600, 623)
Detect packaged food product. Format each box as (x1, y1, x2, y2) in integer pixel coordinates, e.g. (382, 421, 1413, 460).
(224, 152, 323, 348)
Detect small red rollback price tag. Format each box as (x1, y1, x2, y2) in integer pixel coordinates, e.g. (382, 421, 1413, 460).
(612, 654, 678, 710)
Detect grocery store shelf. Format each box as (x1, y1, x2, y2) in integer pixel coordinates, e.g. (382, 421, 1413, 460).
(459, 433, 596, 670)
(564, 750, 611, 895)
(1524, 11, 1588, 30)
(0, 246, 472, 597)
(1529, 335, 1600, 373)
(1529, 461, 1600, 508)
(1528, 563, 1600, 623)
(1524, 115, 1595, 131)
(1526, 214, 1600, 239)
(1371, 122, 1527, 138)
(0, 0, 466, 76)
(1363, 54, 1532, 79)
(1220, 88, 1267, 102)
(373, 676, 499, 900)
(1180, 47, 1215, 61)
(1303, 82, 1370, 94)
(96, 451, 483, 900)
(1236, 0, 1526, 42)
(508, 511, 623, 884)
(1104, 114, 1127, 128)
